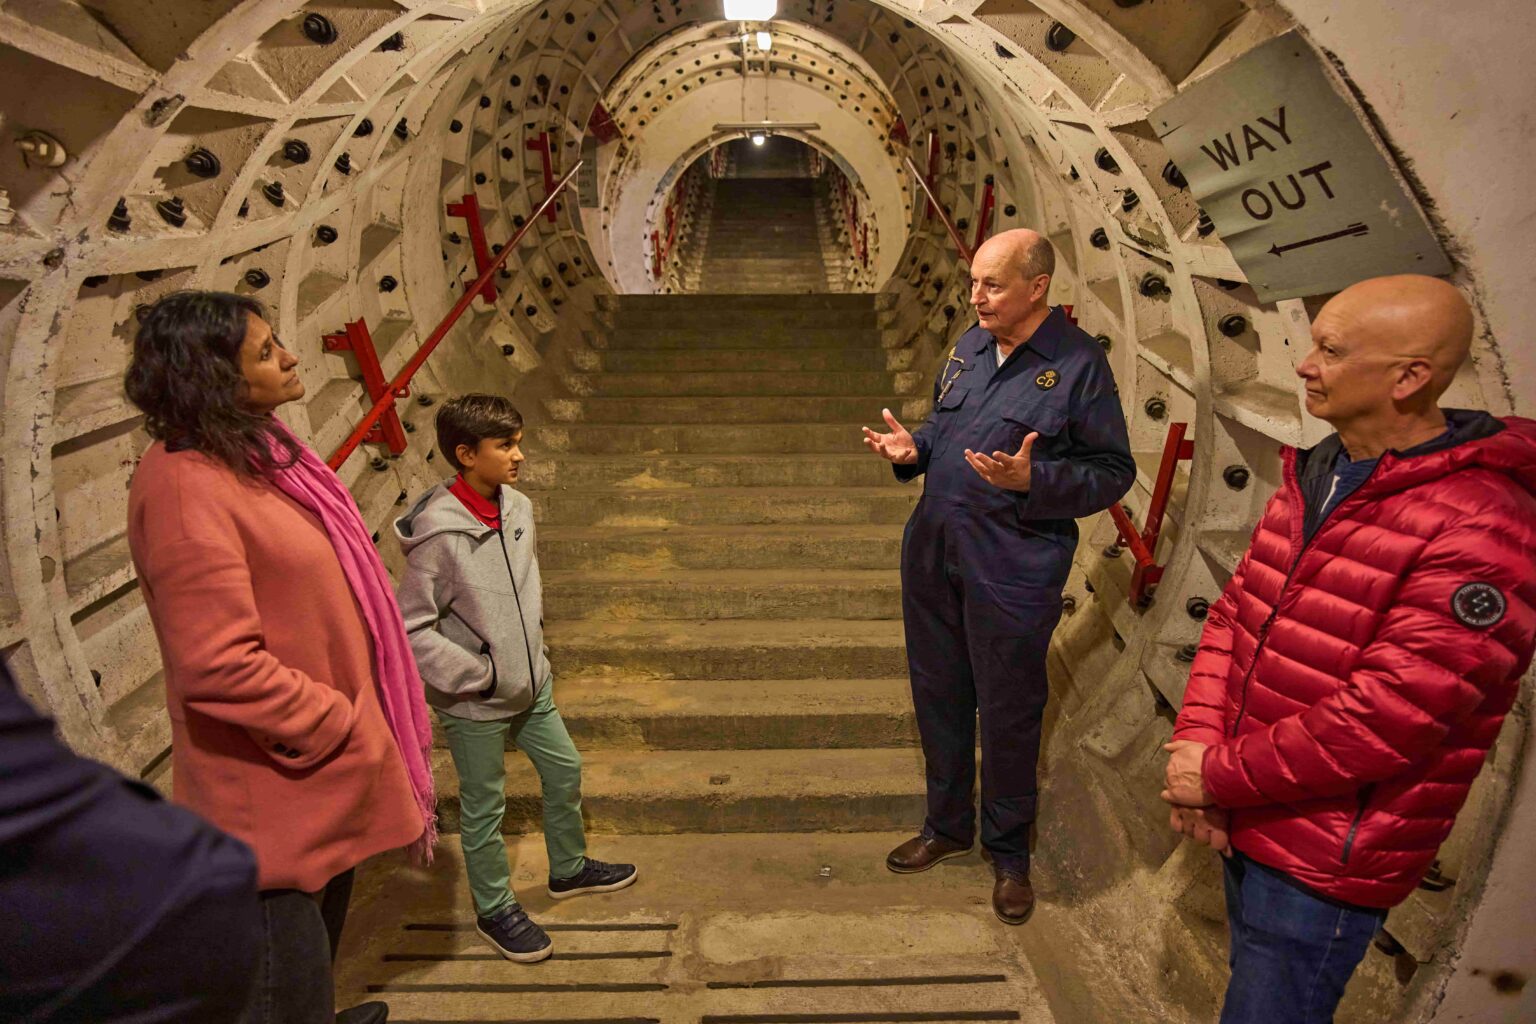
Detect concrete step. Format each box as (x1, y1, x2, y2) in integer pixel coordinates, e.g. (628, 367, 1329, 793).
(610, 307, 873, 329)
(520, 453, 895, 490)
(336, 835, 1061, 1024)
(427, 678, 913, 754)
(564, 370, 910, 397)
(529, 422, 875, 455)
(542, 568, 903, 620)
(431, 746, 926, 834)
(611, 293, 874, 311)
(489, 676, 916, 750)
(536, 524, 903, 571)
(590, 347, 904, 373)
(525, 486, 918, 527)
(598, 327, 882, 349)
(545, 617, 908, 679)
(545, 396, 907, 423)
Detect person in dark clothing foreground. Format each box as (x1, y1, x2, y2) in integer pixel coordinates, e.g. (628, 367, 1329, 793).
(0, 662, 260, 1023)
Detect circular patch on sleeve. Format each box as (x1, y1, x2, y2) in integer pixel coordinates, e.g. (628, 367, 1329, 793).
(1451, 582, 1506, 629)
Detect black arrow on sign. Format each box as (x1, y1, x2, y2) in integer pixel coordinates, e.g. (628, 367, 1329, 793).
(1269, 222, 1370, 257)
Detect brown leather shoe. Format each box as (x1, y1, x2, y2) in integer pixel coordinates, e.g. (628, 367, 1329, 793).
(992, 867, 1035, 925)
(886, 834, 973, 873)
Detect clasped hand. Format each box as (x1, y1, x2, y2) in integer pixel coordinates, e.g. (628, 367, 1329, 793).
(1162, 739, 1232, 857)
(862, 408, 1039, 492)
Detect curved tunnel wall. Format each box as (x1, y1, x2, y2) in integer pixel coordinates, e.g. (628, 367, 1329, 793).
(0, 2, 1530, 1020)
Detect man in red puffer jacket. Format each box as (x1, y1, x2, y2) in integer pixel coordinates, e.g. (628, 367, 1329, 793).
(1161, 274, 1536, 1024)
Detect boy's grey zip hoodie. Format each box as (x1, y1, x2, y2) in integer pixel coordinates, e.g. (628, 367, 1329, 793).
(394, 482, 549, 721)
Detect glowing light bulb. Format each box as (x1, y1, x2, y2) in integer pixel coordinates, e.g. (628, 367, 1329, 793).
(756, 31, 772, 51)
(723, 0, 777, 19)
(751, 132, 767, 146)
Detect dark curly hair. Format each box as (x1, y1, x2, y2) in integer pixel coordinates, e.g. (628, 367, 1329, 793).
(124, 290, 301, 477)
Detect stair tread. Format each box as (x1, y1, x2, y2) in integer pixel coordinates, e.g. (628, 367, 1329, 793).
(545, 617, 906, 645)
(432, 746, 925, 800)
(543, 567, 900, 585)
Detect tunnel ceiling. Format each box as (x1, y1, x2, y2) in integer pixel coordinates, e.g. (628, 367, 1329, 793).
(0, 3, 1529, 1020)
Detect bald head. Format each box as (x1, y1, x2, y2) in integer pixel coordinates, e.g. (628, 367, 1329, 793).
(1321, 274, 1473, 398)
(973, 228, 1055, 284)
(1299, 274, 1473, 447)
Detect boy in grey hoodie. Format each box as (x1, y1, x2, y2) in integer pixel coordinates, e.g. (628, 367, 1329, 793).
(394, 394, 636, 963)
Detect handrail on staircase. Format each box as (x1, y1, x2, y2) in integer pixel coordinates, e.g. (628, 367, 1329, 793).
(903, 155, 972, 265)
(326, 160, 584, 471)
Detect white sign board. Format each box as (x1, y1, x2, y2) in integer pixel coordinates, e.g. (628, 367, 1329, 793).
(1151, 31, 1450, 301)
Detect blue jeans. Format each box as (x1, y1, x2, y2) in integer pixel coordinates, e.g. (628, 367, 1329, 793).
(1220, 852, 1386, 1024)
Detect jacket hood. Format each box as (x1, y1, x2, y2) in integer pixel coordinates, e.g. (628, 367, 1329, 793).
(1295, 411, 1536, 501)
(394, 482, 500, 553)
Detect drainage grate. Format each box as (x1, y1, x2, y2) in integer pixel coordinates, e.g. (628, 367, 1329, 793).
(384, 950, 673, 962)
(708, 973, 1008, 989)
(402, 921, 678, 932)
(367, 982, 667, 994)
(700, 1014, 1020, 1024)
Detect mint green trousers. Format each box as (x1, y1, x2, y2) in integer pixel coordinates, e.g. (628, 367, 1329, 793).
(437, 677, 586, 917)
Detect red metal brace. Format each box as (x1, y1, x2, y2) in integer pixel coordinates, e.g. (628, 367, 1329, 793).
(924, 131, 941, 222)
(525, 131, 557, 222)
(972, 180, 996, 253)
(890, 116, 909, 146)
(587, 101, 620, 145)
(650, 228, 662, 278)
(860, 222, 869, 267)
(323, 320, 409, 456)
(445, 193, 498, 303)
(1107, 422, 1196, 607)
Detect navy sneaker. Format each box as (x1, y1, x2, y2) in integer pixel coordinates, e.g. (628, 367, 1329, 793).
(547, 858, 638, 900)
(475, 904, 553, 963)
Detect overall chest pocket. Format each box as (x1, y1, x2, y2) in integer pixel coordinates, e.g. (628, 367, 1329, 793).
(989, 400, 1068, 455)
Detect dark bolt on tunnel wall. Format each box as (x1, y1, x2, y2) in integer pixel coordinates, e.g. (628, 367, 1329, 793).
(0, 2, 1531, 1022)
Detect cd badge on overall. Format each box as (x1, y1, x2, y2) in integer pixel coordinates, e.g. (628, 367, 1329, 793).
(1036, 369, 1059, 391)
(1451, 582, 1505, 629)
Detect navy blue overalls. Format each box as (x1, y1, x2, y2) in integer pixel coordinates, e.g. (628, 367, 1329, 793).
(895, 307, 1134, 872)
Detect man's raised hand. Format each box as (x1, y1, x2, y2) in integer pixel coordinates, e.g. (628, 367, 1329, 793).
(964, 432, 1038, 492)
(862, 408, 918, 465)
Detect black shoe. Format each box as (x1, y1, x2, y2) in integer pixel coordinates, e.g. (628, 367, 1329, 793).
(336, 1003, 388, 1024)
(548, 858, 638, 900)
(475, 904, 553, 963)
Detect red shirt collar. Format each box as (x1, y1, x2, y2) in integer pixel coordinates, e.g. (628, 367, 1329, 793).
(447, 475, 501, 529)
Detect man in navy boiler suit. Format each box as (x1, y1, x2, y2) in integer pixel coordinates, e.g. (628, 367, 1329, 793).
(864, 229, 1135, 924)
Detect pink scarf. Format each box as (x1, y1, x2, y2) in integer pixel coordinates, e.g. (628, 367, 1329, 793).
(265, 426, 437, 864)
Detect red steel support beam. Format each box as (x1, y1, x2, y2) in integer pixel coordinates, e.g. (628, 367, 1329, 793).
(445, 193, 498, 303)
(904, 154, 972, 264)
(525, 132, 557, 222)
(323, 320, 408, 456)
(924, 131, 941, 222)
(1108, 422, 1196, 606)
(972, 180, 996, 254)
(328, 161, 583, 471)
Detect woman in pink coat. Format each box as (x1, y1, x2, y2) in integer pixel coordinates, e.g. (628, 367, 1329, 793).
(125, 291, 438, 1024)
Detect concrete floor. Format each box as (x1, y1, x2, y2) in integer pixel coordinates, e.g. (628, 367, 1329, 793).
(335, 832, 1202, 1024)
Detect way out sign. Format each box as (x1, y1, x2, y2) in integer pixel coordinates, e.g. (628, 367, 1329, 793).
(1151, 30, 1450, 302)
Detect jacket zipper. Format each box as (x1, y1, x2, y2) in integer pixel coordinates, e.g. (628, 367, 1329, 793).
(496, 524, 540, 697)
(1229, 454, 1387, 737)
(1340, 784, 1375, 865)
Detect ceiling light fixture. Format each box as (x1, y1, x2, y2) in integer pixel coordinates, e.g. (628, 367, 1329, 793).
(756, 31, 772, 51)
(751, 132, 766, 146)
(723, 0, 777, 19)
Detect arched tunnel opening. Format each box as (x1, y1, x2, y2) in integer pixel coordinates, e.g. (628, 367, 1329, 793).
(1, 2, 1531, 1022)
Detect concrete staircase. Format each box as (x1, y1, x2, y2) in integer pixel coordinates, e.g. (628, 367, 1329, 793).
(695, 177, 836, 293)
(435, 293, 927, 836)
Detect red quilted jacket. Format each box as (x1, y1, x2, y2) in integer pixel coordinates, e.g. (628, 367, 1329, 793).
(1174, 411, 1536, 908)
